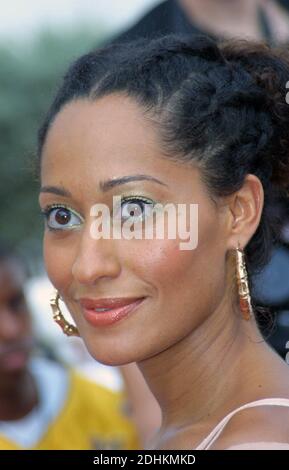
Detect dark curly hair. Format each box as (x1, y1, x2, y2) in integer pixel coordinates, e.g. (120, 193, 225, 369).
(38, 34, 289, 283)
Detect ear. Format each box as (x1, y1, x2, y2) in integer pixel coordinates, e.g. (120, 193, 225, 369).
(225, 174, 264, 250)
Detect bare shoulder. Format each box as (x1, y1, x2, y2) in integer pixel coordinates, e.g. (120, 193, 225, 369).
(210, 401, 289, 450)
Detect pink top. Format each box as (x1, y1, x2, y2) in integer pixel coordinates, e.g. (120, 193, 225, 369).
(195, 398, 289, 450)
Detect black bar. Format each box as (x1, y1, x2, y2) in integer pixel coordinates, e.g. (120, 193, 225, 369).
(0, 449, 279, 467)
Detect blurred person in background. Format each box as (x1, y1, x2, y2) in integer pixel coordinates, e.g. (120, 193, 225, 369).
(0, 241, 161, 449)
(112, 0, 289, 45)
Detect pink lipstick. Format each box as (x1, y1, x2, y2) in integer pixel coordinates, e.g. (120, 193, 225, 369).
(79, 297, 146, 327)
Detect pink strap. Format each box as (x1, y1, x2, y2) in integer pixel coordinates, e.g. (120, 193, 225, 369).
(195, 398, 289, 450)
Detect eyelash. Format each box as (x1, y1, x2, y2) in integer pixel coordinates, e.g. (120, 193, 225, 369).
(117, 195, 156, 222)
(40, 196, 155, 231)
(40, 203, 83, 232)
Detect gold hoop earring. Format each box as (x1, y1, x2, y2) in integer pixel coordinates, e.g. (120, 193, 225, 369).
(50, 290, 80, 337)
(235, 243, 253, 321)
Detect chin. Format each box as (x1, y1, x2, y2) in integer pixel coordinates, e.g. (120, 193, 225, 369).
(92, 352, 133, 367)
(85, 343, 137, 367)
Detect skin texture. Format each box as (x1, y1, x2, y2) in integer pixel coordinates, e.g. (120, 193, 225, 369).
(39, 94, 289, 449)
(0, 259, 37, 420)
(119, 362, 162, 448)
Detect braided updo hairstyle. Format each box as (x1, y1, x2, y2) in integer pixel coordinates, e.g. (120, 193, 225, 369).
(38, 34, 289, 309)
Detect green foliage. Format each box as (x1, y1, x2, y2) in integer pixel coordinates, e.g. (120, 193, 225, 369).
(0, 28, 107, 267)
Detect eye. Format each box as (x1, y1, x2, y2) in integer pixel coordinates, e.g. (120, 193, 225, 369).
(41, 205, 83, 231)
(117, 197, 155, 223)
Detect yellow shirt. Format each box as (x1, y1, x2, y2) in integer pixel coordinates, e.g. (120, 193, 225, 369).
(0, 368, 140, 450)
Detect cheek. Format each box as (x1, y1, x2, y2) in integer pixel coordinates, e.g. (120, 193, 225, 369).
(139, 203, 223, 292)
(133, 239, 197, 293)
(134, 225, 225, 315)
(43, 233, 74, 292)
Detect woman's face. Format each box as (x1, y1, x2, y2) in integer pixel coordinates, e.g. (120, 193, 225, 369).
(39, 94, 230, 366)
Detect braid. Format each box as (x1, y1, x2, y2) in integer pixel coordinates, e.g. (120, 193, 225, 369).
(220, 40, 289, 198)
(140, 34, 225, 63)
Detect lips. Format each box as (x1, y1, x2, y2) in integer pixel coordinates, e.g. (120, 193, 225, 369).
(79, 297, 145, 310)
(79, 296, 146, 327)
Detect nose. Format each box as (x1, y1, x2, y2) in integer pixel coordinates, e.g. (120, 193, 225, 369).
(72, 228, 121, 285)
(0, 308, 24, 341)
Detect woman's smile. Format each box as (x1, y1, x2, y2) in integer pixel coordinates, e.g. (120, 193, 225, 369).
(78, 296, 147, 327)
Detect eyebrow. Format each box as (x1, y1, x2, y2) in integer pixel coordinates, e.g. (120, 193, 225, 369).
(39, 186, 72, 197)
(99, 174, 168, 192)
(40, 174, 168, 196)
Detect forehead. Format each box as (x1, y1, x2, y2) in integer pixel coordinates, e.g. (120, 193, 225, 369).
(42, 94, 160, 171)
(40, 93, 208, 206)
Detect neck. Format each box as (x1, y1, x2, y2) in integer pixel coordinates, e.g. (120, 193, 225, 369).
(179, 0, 263, 40)
(0, 368, 38, 420)
(137, 293, 278, 447)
